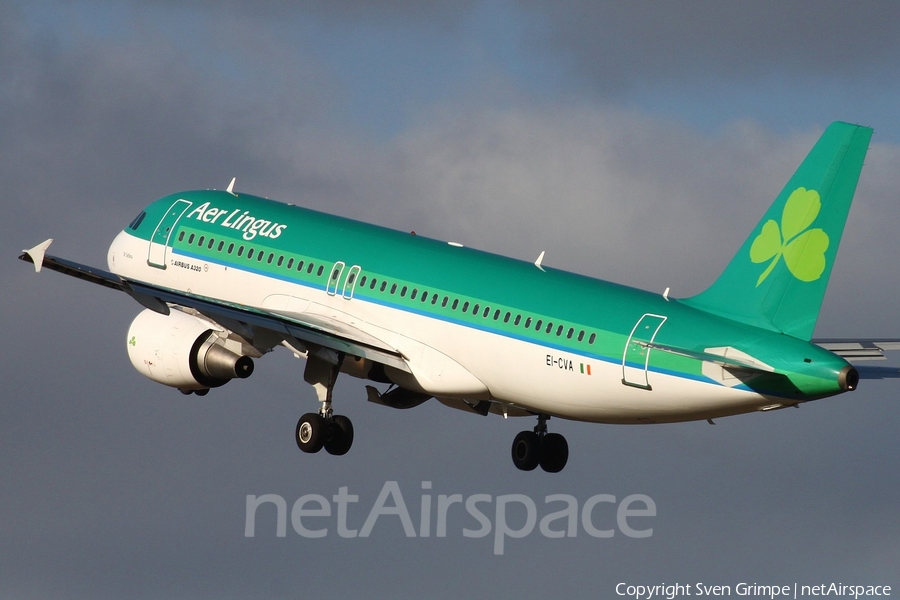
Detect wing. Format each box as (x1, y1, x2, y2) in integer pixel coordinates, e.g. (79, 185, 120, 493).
(814, 338, 900, 379)
(19, 240, 410, 373)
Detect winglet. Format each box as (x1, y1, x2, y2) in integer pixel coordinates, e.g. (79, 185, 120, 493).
(226, 177, 237, 196)
(534, 250, 546, 272)
(22, 239, 54, 273)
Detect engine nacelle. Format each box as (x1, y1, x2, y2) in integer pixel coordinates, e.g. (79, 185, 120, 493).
(126, 308, 254, 392)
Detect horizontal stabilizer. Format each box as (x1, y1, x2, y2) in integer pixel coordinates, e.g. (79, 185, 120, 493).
(856, 366, 900, 380)
(815, 339, 900, 361)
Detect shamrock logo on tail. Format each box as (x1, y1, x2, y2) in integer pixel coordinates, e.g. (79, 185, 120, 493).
(749, 187, 829, 286)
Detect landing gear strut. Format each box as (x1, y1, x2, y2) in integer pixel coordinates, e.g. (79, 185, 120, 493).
(511, 414, 568, 473)
(296, 351, 354, 456)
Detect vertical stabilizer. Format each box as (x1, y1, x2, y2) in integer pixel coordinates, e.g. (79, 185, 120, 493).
(682, 122, 872, 340)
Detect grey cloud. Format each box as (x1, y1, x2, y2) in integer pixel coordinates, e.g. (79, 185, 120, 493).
(93, 0, 478, 26)
(519, 1, 900, 90)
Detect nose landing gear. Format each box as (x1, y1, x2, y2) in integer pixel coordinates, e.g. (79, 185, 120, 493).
(511, 414, 568, 473)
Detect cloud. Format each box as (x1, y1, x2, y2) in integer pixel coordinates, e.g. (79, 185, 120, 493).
(519, 1, 900, 91)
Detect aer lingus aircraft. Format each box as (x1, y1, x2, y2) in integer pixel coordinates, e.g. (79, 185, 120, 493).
(19, 121, 900, 473)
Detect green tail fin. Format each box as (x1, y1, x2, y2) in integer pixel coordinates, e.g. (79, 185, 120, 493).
(682, 121, 872, 340)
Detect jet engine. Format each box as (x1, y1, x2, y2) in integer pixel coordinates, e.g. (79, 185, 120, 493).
(126, 308, 253, 392)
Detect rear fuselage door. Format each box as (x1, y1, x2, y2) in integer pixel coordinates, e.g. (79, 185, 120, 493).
(148, 199, 192, 269)
(622, 313, 667, 390)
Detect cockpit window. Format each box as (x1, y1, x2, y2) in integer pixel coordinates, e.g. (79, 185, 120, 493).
(128, 211, 147, 231)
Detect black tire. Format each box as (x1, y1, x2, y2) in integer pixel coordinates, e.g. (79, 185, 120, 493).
(324, 415, 354, 456)
(296, 413, 327, 453)
(511, 430, 542, 471)
(540, 433, 568, 473)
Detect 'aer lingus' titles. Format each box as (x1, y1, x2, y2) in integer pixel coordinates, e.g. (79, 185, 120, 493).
(186, 201, 287, 241)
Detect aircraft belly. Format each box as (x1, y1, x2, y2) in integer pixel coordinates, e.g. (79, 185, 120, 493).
(353, 298, 770, 423)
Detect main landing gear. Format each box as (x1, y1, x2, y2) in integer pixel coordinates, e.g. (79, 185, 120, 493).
(511, 414, 568, 473)
(296, 351, 354, 456)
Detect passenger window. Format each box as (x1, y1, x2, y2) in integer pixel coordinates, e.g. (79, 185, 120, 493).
(431, 295, 438, 305)
(589, 333, 596, 344)
(348, 272, 356, 285)
(287, 258, 294, 269)
(401, 286, 408, 297)
(317, 265, 324, 276)
(247, 249, 254, 260)
(411, 288, 417, 300)
(442, 296, 448, 308)
(238, 246, 245, 257)
(556, 325, 563, 336)
(472, 303, 480, 314)
(307, 263, 315, 274)
(267, 253, 274, 264)
(578, 330, 585, 342)
(258, 252, 264, 262)
(566, 327, 574, 339)
(483, 306, 490, 318)
(504, 312, 511, 323)
(359, 276, 367, 287)
(525, 317, 532, 328)
(188, 234, 195, 244)
(546, 322, 553, 334)
(277, 255, 284, 267)
(535, 319, 542, 330)
(178, 231, 185, 242)
(228, 243, 234, 254)
(494, 309, 501, 321)
(208, 238, 215, 249)
(380, 281, 387, 292)
(296, 260, 304, 271)
(391, 284, 398, 294)
(198, 236, 205, 246)
(462, 301, 469, 312)
(217, 241, 224, 252)
(513, 314, 520, 325)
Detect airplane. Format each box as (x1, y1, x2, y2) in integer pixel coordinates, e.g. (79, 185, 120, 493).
(19, 121, 900, 473)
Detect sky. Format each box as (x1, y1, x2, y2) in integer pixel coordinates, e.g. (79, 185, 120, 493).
(2, 1, 899, 597)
